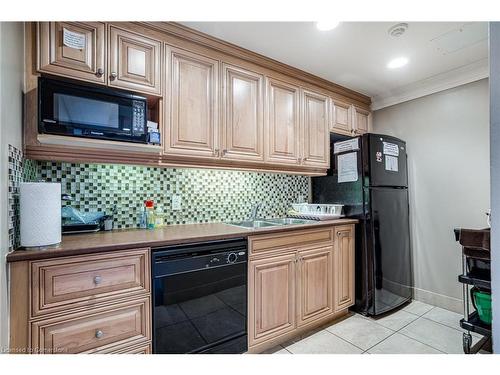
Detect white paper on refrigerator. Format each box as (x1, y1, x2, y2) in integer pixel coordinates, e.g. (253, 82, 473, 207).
(383, 141, 399, 156)
(385, 155, 399, 172)
(334, 138, 359, 154)
(337, 152, 358, 183)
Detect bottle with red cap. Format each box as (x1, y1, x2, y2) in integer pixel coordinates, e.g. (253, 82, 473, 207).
(145, 200, 155, 229)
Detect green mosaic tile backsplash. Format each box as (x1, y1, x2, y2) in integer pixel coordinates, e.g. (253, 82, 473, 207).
(30, 161, 310, 229)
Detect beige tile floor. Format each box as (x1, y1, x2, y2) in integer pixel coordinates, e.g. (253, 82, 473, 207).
(263, 300, 483, 354)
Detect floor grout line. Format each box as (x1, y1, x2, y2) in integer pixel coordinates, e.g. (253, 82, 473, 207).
(321, 328, 367, 352)
(396, 328, 448, 354)
(324, 315, 398, 353)
(402, 305, 435, 317)
(277, 302, 466, 354)
(362, 328, 400, 353)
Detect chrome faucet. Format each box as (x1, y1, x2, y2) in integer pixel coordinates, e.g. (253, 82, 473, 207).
(248, 202, 262, 221)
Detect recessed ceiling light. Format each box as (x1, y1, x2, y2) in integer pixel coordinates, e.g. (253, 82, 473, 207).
(387, 57, 409, 69)
(316, 21, 340, 31)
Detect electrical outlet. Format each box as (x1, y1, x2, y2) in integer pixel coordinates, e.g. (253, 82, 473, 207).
(172, 194, 182, 211)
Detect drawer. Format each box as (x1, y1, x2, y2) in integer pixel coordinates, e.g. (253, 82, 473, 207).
(31, 248, 150, 317)
(30, 297, 150, 354)
(106, 341, 152, 354)
(249, 227, 334, 257)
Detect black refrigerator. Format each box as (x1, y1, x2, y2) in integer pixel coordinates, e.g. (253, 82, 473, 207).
(312, 133, 412, 316)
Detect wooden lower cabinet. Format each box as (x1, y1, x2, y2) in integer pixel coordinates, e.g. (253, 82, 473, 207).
(9, 248, 152, 354)
(248, 253, 297, 346)
(297, 246, 334, 326)
(248, 224, 355, 352)
(334, 225, 355, 311)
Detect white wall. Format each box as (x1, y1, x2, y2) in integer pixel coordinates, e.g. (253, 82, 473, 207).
(0, 22, 24, 352)
(373, 79, 490, 312)
(489, 22, 500, 354)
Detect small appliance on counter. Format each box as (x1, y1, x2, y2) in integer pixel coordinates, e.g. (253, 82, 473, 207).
(61, 195, 115, 234)
(20, 182, 61, 249)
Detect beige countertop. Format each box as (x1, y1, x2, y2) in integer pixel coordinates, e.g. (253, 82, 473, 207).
(6, 218, 358, 262)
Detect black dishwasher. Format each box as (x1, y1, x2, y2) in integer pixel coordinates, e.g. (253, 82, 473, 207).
(152, 239, 247, 354)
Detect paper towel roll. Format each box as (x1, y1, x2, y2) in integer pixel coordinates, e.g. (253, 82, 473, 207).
(20, 182, 61, 248)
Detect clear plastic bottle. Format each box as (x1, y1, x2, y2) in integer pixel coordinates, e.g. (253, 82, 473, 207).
(139, 206, 147, 229)
(145, 200, 155, 229)
(155, 205, 165, 228)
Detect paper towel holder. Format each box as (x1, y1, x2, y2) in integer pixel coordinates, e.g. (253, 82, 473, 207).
(20, 182, 62, 250)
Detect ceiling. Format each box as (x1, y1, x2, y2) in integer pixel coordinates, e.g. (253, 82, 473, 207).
(181, 22, 489, 109)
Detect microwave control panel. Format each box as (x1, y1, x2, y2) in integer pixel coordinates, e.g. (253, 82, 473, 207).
(132, 100, 146, 135)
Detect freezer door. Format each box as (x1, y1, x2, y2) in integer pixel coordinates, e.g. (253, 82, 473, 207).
(369, 187, 412, 315)
(366, 134, 408, 188)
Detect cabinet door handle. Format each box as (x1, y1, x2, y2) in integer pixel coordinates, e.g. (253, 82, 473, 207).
(96, 68, 104, 77)
(95, 330, 104, 339)
(93, 275, 102, 285)
(110, 72, 117, 80)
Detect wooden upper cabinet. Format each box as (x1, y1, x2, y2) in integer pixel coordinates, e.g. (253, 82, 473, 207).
(37, 22, 106, 84)
(164, 46, 219, 158)
(264, 78, 301, 166)
(334, 225, 355, 311)
(297, 246, 334, 326)
(301, 89, 330, 168)
(248, 253, 296, 346)
(352, 106, 371, 135)
(331, 99, 353, 136)
(108, 26, 162, 95)
(221, 64, 264, 162)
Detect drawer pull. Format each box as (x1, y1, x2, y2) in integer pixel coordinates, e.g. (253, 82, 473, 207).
(95, 330, 104, 339)
(93, 275, 102, 285)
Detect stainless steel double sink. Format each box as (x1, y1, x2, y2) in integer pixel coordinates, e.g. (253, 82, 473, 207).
(227, 217, 315, 229)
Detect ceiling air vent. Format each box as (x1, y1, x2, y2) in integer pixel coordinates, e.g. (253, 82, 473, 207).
(388, 23, 408, 38)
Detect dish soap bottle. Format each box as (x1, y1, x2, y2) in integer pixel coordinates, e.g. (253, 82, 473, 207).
(145, 200, 155, 229)
(155, 205, 165, 228)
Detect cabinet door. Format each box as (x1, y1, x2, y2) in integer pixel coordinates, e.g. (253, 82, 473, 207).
(221, 64, 264, 162)
(331, 99, 352, 136)
(264, 78, 301, 166)
(38, 22, 106, 84)
(164, 46, 219, 158)
(301, 89, 330, 168)
(297, 246, 334, 326)
(334, 225, 355, 311)
(248, 253, 296, 346)
(352, 106, 371, 135)
(108, 26, 162, 95)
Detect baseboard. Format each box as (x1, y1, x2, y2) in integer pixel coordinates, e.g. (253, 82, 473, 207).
(412, 287, 463, 314)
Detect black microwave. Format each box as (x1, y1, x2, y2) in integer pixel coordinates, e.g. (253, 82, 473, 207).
(38, 77, 148, 143)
